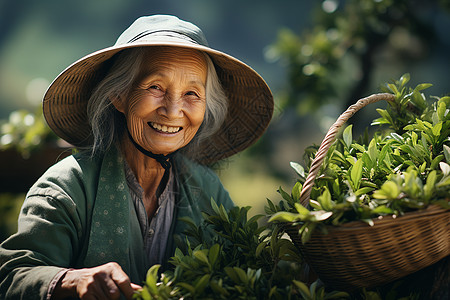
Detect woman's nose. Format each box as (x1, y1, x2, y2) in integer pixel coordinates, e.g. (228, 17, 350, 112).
(158, 95, 183, 118)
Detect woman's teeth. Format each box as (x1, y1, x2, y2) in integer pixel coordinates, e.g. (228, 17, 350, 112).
(149, 122, 181, 133)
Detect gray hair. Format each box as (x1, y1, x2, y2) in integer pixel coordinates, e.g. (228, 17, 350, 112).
(86, 46, 228, 159)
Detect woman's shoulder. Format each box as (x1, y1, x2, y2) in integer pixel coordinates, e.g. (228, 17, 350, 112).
(27, 151, 104, 201)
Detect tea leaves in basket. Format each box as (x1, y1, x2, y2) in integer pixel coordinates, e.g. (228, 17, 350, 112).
(268, 74, 450, 244)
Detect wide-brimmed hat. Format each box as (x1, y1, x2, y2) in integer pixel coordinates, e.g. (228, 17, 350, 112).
(43, 15, 273, 164)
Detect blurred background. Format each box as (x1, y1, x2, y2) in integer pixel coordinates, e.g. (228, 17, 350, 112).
(1, 0, 449, 241)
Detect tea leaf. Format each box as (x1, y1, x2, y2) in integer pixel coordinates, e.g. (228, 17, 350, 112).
(423, 170, 437, 199)
(310, 210, 333, 221)
(145, 265, 161, 294)
(343, 125, 353, 148)
(269, 212, 300, 223)
(354, 187, 375, 197)
(178, 282, 196, 294)
(290, 161, 305, 178)
(432, 122, 442, 136)
(350, 158, 363, 190)
(295, 203, 311, 216)
(373, 181, 399, 200)
(278, 186, 292, 202)
(399, 73, 410, 86)
(362, 219, 374, 226)
(293, 280, 311, 298)
(431, 155, 444, 170)
(444, 145, 450, 163)
(317, 187, 334, 211)
(414, 83, 433, 92)
(234, 267, 248, 284)
(208, 244, 220, 266)
(292, 181, 302, 202)
(194, 274, 211, 294)
(309, 199, 322, 210)
(440, 162, 450, 176)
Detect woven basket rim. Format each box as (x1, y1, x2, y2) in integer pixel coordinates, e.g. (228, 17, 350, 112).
(313, 204, 450, 233)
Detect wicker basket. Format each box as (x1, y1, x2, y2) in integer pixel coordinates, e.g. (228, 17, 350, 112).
(286, 93, 450, 291)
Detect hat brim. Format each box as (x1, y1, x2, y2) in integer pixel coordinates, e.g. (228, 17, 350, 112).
(43, 41, 273, 164)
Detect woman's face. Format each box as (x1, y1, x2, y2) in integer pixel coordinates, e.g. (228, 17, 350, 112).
(114, 47, 207, 155)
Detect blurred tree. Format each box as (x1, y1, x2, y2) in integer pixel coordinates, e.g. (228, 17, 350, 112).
(266, 0, 450, 115)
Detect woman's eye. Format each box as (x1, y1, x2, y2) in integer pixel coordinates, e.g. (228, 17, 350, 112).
(149, 85, 160, 90)
(185, 91, 199, 97)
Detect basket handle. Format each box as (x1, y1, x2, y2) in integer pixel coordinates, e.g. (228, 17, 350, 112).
(298, 93, 396, 207)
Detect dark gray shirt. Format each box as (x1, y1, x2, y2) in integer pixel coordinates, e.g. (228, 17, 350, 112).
(124, 162, 175, 266)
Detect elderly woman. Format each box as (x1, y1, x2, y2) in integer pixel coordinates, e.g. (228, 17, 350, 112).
(0, 15, 273, 299)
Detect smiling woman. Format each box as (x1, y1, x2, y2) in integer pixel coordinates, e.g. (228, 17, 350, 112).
(0, 15, 273, 300)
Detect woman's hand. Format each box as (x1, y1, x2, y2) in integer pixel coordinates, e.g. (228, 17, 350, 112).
(52, 262, 142, 300)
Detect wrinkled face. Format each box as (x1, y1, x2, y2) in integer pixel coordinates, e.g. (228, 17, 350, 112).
(114, 47, 207, 155)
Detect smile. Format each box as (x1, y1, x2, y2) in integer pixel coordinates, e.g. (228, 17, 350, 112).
(149, 122, 181, 133)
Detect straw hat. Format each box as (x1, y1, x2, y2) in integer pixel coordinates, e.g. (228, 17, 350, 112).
(43, 15, 273, 164)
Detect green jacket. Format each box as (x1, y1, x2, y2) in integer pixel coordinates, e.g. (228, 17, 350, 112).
(0, 146, 233, 299)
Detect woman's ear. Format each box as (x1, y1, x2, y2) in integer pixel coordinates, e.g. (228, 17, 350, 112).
(110, 95, 125, 113)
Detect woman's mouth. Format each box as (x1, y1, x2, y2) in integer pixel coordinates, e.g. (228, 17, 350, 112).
(149, 122, 181, 133)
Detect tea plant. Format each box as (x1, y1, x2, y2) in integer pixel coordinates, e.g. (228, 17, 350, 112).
(268, 74, 450, 243)
(133, 199, 350, 300)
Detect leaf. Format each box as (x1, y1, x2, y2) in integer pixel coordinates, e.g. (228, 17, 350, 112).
(292, 181, 302, 202)
(375, 109, 394, 125)
(444, 145, 450, 163)
(210, 198, 220, 215)
(367, 139, 379, 162)
(371, 205, 394, 215)
(219, 204, 230, 223)
(343, 125, 353, 148)
(390, 132, 404, 143)
(194, 274, 211, 294)
(233, 267, 248, 284)
(268, 211, 300, 223)
(437, 176, 450, 188)
(208, 244, 220, 266)
(350, 158, 363, 190)
(440, 162, 450, 176)
(292, 280, 311, 299)
(310, 210, 333, 221)
(317, 187, 334, 211)
(278, 186, 292, 202)
(255, 241, 267, 257)
(309, 199, 322, 210)
(432, 122, 442, 136)
(351, 143, 367, 153)
(210, 279, 230, 296)
(324, 291, 351, 299)
(301, 223, 317, 244)
(362, 219, 375, 226)
(354, 187, 375, 197)
(295, 202, 311, 216)
(424, 170, 437, 199)
(431, 155, 444, 170)
(145, 265, 161, 294)
(373, 181, 399, 200)
(414, 83, 432, 92)
(177, 282, 196, 294)
(399, 73, 410, 86)
(224, 267, 240, 284)
(290, 161, 305, 178)
(437, 101, 446, 121)
(387, 83, 399, 95)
